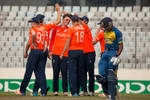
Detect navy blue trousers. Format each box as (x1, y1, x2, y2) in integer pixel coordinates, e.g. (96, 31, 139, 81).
(52, 55, 68, 92)
(33, 50, 48, 93)
(83, 52, 95, 92)
(20, 49, 47, 94)
(68, 50, 85, 95)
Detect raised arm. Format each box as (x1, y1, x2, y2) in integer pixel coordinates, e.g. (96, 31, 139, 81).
(49, 29, 56, 52)
(93, 26, 104, 45)
(92, 30, 100, 45)
(94, 26, 103, 39)
(53, 3, 61, 25)
(48, 29, 56, 59)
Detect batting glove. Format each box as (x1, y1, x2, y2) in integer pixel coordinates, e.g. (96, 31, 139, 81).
(110, 57, 121, 66)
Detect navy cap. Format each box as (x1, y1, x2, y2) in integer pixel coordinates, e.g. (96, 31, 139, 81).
(28, 17, 39, 23)
(80, 16, 89, 22)
(98, 17, 112, 28)
(36, 14, 45, 22)
(71, 15, 79, 22)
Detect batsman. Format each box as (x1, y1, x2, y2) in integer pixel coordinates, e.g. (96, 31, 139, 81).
(93, 17, 123, 100)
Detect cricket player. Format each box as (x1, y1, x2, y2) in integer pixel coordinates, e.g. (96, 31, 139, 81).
(94, 17, 123, 100)
(92, 25, 105, 54)
(18, 3, 61, 96)
(24, 17, 37, 59)
(48, 14, 72, 96)
(31, 4, 61, 96)
(79, 16, 96, 96)
(60, 15, 85, 96)
(19, 17, 48, 96)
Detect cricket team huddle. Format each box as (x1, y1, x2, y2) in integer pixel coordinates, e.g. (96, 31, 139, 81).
(17, 3, 123, 100)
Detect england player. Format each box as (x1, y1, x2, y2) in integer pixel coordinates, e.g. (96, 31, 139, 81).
(93, 17, 123, 100)
(31, 4, 61, 96)
(18, 17, 48, 96)
(60, 15, 85, 96)
(18, 4, 61, 96)
(79, 16, 95, 96)
(49, 14, 72, 96)
(24, 17, 37, 59)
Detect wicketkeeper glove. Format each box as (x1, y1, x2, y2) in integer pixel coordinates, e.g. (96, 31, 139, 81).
(110, 57, 121, 66)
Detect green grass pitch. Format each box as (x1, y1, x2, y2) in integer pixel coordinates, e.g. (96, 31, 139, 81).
(0, 92, 150, 100)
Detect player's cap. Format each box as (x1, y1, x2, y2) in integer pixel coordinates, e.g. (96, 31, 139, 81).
(36, 14, 45, 22)
(71, 15, 79, 22)
(98, 17, 112, 28)
(28, 17, 39, 23)
(80, 16, 89, 22)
